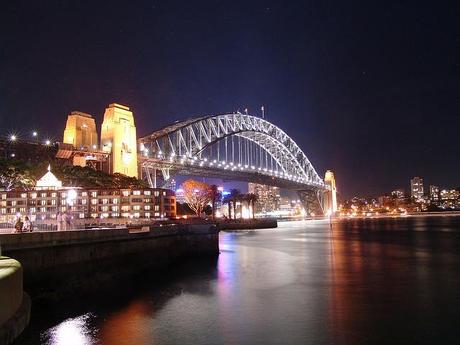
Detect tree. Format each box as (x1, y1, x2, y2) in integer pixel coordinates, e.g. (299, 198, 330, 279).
(0, 158, 36, 190)
(245, 193, 258, 219)
(181, 179, 212, 216)
(209, 185, 222, 220)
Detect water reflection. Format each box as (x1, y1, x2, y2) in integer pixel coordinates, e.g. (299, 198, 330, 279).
(43, 313, 95, 345)
(17, 216, 460, 345)
(99, 301, 154, 345)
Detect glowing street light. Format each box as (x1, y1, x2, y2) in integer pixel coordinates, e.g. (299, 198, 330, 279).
(9, 134, 17, 142)
(44, 139, 51, 146)
(32, 131, 38, 137)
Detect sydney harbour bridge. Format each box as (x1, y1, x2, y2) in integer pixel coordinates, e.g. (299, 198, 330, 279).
(138, 112, 327, 213)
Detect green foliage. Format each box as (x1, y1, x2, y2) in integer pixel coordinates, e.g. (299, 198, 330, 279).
(0, 158, 146, 190)
(0, 158, 36, 190)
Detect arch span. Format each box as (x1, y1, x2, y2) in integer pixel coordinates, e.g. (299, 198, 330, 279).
(139, 113, 324, 191)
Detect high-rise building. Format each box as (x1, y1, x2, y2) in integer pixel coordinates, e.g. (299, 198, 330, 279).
(248, 183, 280, 214)
(429, 185, 440, 202)
(324, 170, 338, 213)
(100, 103, 138, 178)
(410, 177, 424, 200)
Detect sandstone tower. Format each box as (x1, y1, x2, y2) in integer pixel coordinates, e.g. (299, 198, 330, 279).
(100, 103, 138, 177)
(324, 170, 338, 214)
(63, 111, 98, 150)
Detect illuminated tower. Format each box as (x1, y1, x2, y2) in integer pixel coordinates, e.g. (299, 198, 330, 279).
(100, 103, 138, 178)
(324, 170, 338, 214)
(63, 111, 98, 150)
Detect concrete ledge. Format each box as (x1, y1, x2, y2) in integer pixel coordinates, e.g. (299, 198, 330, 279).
(0, 257, 30, 345)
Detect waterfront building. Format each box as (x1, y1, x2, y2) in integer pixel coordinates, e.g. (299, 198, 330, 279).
(324, 170, 338, 213)
(410, 177, 424, 201)
(100, 103, 138, 178)
(248, 183, 280, 214)
(0, 168, 175, 223)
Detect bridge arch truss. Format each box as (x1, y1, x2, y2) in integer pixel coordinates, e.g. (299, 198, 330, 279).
(139, 113, 324, 192)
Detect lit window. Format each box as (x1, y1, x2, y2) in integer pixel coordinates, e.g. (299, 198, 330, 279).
(113, 198, 119, 204)
(144, 205, 150, 210)
(133, 190, 141, 195)
(51, 193, 57, 197)
(91, 199, 97, 205)
(154, 191, 159, 196)
(154, 205, 159, 211)
(144, 190, 151, 195)
(122, 190, 130, 197)
(21, 193, 27, 198)
(91, 192, 98, 197)
(41, 193, 47, 198)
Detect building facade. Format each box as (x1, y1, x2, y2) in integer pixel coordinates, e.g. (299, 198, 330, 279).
(0, 187, 176, 222)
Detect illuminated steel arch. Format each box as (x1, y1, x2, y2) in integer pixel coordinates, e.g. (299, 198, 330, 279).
(138, 113, 324, 192)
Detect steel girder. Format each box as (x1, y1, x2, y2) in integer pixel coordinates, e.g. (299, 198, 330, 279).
(139, 113, 324, 189)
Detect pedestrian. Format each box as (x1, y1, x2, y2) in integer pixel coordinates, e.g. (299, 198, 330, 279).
(23, 216, 32, 232)
(57, 212, 64, 231)
(66, 212, 72, 230)
(14, 217, 23, 233)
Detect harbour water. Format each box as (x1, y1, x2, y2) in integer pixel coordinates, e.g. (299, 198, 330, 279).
(16, 216, 460, 344)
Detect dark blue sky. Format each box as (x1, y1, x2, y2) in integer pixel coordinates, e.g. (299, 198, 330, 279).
(1, 1, 458, 197)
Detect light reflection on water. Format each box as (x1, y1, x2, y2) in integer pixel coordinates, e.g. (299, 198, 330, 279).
(17, 216, 460, 345)
(43, 314, 95, 345)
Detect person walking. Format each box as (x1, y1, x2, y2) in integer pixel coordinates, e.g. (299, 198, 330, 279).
(14, 217, 23, 233)
(23, 216, 32, 232)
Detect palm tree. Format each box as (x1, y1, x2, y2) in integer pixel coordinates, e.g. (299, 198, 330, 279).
(246, 193, 258, 219)
(209, 185, 222, 220)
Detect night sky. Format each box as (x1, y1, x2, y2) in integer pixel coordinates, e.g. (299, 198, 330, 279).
(1, 1, 458, 197)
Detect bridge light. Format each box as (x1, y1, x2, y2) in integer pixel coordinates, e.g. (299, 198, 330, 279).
(238, 163, 241, 167)
(213, 159, 217, 163)
(222, 161, 226, 165)
(251, 166, 255, 169)
(244, 165, 248, 168)
(203, 158, 208, 162)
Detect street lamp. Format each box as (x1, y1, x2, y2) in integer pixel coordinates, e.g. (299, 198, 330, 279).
(32, 131, 38, 138)
(44, 139, 51, 146)
(9, 134, 17, 142)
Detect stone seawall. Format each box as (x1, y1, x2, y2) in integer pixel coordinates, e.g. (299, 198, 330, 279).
(1, 224, 219, 298)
